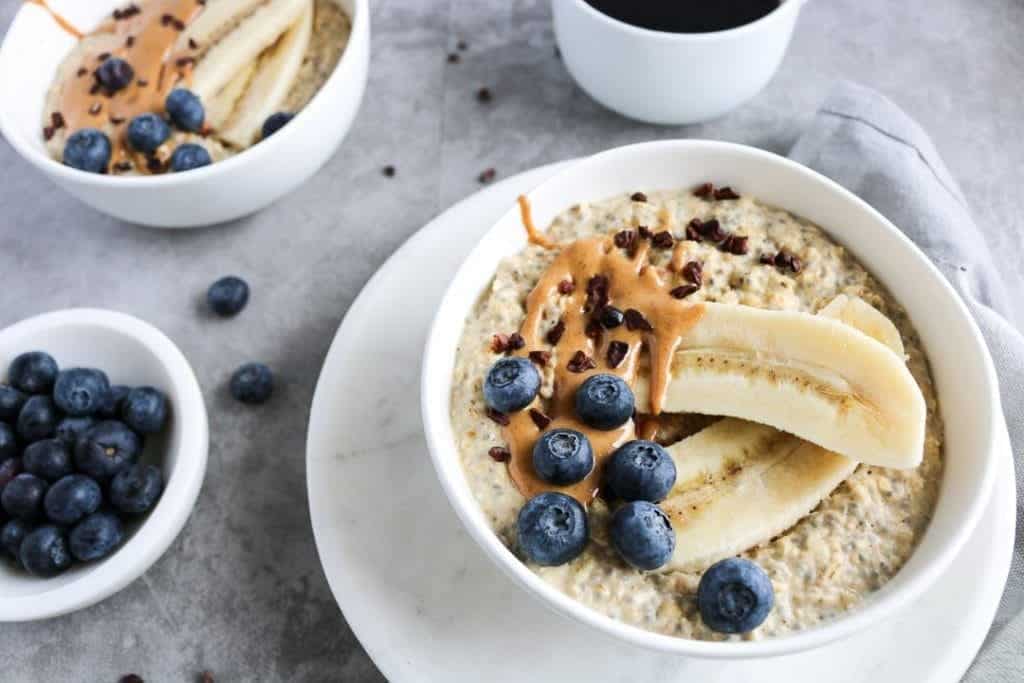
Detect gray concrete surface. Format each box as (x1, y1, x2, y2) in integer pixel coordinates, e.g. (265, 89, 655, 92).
(1, 0, 1022, 680)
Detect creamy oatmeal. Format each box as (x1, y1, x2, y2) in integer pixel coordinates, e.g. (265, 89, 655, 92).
(450, 187, 943, 640)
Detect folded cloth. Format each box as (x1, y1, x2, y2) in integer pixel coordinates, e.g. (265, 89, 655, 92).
(789, 80, 1022, 680)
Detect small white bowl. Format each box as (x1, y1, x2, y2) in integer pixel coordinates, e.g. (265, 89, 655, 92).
(552, 0, 805, 125)
(421, 140, 1001, 658)
(0, 309, 208, 622)
(0, 0, 369, 228)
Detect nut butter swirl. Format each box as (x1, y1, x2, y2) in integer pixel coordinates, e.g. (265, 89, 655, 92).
(502, 197, 704, 504)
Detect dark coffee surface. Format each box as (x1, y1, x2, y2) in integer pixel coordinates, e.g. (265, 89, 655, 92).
(584, 0, 782, 33)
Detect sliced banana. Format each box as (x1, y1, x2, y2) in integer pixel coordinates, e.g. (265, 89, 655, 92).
(175, 0, 272, 57)
(205, 61, 256, 130)
(819, 294, 905, 358)
(219, 0, 313, 147)
(633, 301, 925, 469)
(189, 0, 311, 103)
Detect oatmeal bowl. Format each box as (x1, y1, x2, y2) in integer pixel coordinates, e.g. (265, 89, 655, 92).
(0, 0, 369, 228)
(421, 140, 1001, 658)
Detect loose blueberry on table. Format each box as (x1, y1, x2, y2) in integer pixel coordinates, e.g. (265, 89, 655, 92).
(0, 350, 168, 577)
(230, 362, 274, 404)
(207, 276, 251, 317)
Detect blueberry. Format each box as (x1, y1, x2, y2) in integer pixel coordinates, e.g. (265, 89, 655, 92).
(55, 415, 95, 445)
(44, 474, 102, 525)
(0, 457, 22, 490)
(165, 88, 205, 132)
(574, 373, 634, 430)
(95, 57, 134, 92)
(697, 558, 775, 634)
(121, 387, 168, 434)
(516, 492, 589, 566)
(609, 501, 675, 570)
(63, 128, 112, 173)
(0, 423, 17, 462)
(483, 357, 540, 414)
(109, 463, 163, 515)
(127, 113, 171, 154)
(54, 367, 111, 416)
(19, 525, 71, 577)
(605, 440, 676, 502)
(1, 519, 31, 559)
(1, 474, 47, 521)
(261, 112, 294, 139)
(230, 363, 274, 404)
(16, 395, 59, 443)
(8, 351, 58, 394)
(99, 385, 130, 419)
(532, 429, 594, 485)
(22, 439, 73, 482)
(170, 143, 212, 172)
(74, 421, 141, 482)
(207, 275, 250, 317)
(599, 306, 625, 329)
(0, 385, 27, 421)
(69, 511, 123, 562)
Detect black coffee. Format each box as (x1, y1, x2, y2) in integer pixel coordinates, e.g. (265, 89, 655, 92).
(584, 0, 782, 33)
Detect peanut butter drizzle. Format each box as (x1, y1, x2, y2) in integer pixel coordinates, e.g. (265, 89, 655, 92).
(502, 200, 705, 504)
(54, 0, 205, 172)
(27, 0, 84, 39)
(517, 195, 558, 250)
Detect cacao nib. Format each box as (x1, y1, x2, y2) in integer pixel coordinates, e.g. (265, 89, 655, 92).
(652, 231, 674, 249)
(613, 229, 637, 250)
(599, 306, 624, 329)
(507, 333, 525, 352)
(546, 319, 566, 345)
(637, 225, 653, 240)
(488, 446, 511, 462)
(670, 284, 700, 299)
(630, 192, 648, 202)
(557, 279, 575, 294)
(584, 275, 610, 313)
(486, 407, 510, 426)
(567, 350, 597, 373)
(529, 409, 552, 430)
(606, 341, 628, 369)
(714, 186, 740, 200)
(491, 334, 509, 353)
(624, 309, 653, 332)
(528, 350, 550, 367)
(722, 234, 749, 255)
(584, 318, 604, 345)
(693, 182, 714, 199)
(682, 260, 703, 286)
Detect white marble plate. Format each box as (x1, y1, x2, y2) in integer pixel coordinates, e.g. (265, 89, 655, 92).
(307, 162, 1016, 682)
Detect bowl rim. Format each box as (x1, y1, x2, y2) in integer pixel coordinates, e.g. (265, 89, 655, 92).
(0, 0, 368, 188)
(0, 308, 209, 622)
(420, 139, 1001, 658)
(567, 0, 803, 42)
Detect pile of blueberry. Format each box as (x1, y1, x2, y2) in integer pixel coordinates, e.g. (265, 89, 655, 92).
(0, 351, 166, 577)
(483, 357, 774, 634)
(65, 58, 296, 175)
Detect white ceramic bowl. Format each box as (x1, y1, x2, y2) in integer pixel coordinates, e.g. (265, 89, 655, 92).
(552, 0, 805, 125)
(0, 0, 369, 228)
(0, 309, 208, 621)
(422, 140, 1001, 658)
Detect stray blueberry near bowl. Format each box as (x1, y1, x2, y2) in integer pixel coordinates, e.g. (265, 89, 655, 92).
(230, 362, 274, 404)
(575, 373, 634, 430)
(63, 128, 112, 173)
(69, 511, 124, 562)
(484, 357, 541, 414)
(170, 143, 213, 172)
(697, 557, 775, 634)
(95, 57, 135, 92)
(121, 387, 168, 434)
(100, 385, 131, 419)
(165, 88, 205, 132)
(609, 500, 675, 570)
(22, 439, 73, 482)
(17, 395, 60, 442)
(44, 474, 101, 525)
(262, 111, 295, 139)
(127, 113, 171, 154)
(8, 351, 58, 394)
(207, 275, 250, 317)
(0, 384, 27, 421)
(54, 367, 111, 416)
(110, 463, 163, 515)
(1, 474, 48, 522)
(19, 525, 71, 577)
(517, 492, 589, 566)
(74, 421, 142, 482)
(1, 519, 31, 559)
(0, 423, 17, 462)
(532, 428, 594, 485)
(55, 416, 96, 445)
(605, 440, 676, 502)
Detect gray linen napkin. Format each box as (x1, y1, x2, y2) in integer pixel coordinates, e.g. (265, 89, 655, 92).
(789, 81, 1022, 680)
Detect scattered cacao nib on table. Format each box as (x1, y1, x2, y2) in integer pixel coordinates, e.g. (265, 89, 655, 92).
(478, 168, 496, 184)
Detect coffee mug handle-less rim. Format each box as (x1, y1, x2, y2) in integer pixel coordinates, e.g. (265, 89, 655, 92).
(567, 0, 801, 41)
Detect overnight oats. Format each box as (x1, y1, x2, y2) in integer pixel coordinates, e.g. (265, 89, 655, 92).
(449, 185, 943, 640)
(36, 0, 350, 174)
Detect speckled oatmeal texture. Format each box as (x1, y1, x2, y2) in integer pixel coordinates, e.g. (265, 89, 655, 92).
(450, 189, 943, 641)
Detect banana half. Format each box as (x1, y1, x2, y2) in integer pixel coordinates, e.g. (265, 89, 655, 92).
(657, 295, 911, 572)
(634, 299, 925, 469)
